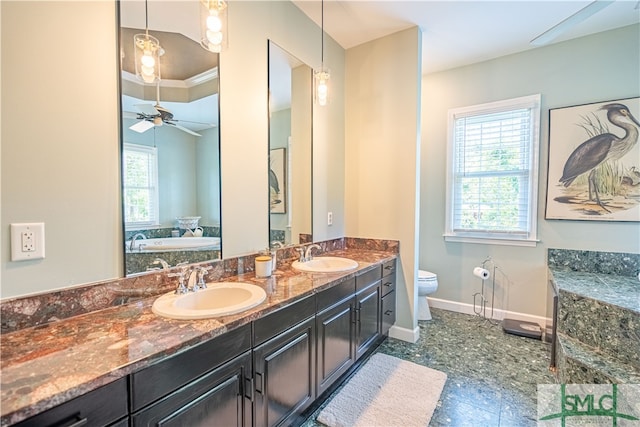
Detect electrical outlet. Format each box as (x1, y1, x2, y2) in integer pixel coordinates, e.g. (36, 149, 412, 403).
(327, 212, 333, 226)
(11, 223, 45, 261)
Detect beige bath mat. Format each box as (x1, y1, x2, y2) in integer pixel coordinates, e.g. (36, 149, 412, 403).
(317, 352, 447, 427)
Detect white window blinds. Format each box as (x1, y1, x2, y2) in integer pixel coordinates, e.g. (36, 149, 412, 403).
(123, 143, 159, 228)
(446, 95, 540, 245)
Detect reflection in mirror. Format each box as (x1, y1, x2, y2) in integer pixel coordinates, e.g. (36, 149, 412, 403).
(119, 1, 222, 275)
(268, 42, 313, 248)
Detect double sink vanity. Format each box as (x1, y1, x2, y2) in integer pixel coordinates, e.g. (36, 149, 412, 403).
(1, 243, 398, 427)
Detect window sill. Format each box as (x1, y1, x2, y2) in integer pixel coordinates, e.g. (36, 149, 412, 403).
(443, 234, 539, 247)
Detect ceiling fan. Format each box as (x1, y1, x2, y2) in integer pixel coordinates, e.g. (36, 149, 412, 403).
(530, 0, 615, 46)
(125, 82, 203, 137)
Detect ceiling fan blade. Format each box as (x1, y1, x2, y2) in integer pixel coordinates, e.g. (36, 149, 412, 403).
(167, 122, 202, 137)
(129, 120, 155, 133)
(135, 103, 160, 116)
(123, 111, 139, 120)
(530, 0, 615, 46)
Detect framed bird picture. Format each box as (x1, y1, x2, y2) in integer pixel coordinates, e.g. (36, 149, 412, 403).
(269, 148, 287, 214)
(545, 97, 640, 222)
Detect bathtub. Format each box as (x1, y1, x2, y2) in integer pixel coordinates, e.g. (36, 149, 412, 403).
(127, 237, 221, 252)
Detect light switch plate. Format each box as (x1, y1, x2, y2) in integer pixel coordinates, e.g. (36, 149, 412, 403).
(11, 223, 45, 261)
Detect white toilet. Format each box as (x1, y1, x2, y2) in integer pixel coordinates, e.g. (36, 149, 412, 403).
(418, 270, 438, 320)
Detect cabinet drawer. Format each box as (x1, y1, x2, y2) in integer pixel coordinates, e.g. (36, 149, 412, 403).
(382, 259, 396, 277)
(130, 323, 251, 412)
(317, 278, 355, 312)
(15, 377, 128, 427)
(253, 295, 316, 346)
(380, 274, 396, 297)
(355, 265, 381, 292)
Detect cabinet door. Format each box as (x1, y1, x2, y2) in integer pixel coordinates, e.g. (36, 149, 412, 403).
(254, 316, 315, 427)
(132, 351, 252, 427)
(316, 297, 355, 396)
(355, 282, 381, 359)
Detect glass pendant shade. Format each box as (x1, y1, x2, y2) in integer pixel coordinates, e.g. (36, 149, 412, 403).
(200, 0, 228, 53)
(134, 33, 161, 84)
(314, 70, 330, 106)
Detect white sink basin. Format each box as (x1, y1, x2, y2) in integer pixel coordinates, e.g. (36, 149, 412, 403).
(292, 256, 358, 273)
(152, 282, 267, 320)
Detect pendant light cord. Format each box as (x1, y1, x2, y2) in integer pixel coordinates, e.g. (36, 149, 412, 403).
(321, 0, 324, 69)
(145, 0, 149, 35)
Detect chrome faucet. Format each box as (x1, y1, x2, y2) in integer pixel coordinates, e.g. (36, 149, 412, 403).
(169, 263, 211, 294)
(147, 257, 170, 272)
(304, 244, 322, 262)
(168, 264, 191, 294)
(153, 258, 170, 270)
(192, 266, 211, 292)
(129, 233, 147, 251)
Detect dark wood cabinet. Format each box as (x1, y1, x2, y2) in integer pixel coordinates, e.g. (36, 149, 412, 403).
(15, 258, 397, 427)
(14, 377, 128, 427)
(132, 351, 252, 427)
(130, 323, 252, 427)
(253, 316, 316, 427)
(316, 294, 355, 396)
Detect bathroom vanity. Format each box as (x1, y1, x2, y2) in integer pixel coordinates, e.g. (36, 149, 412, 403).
(1, 247, 397, 427)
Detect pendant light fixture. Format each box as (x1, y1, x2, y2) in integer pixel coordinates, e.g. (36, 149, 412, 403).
(314, 0, 329, 106)
(134, 0, 162, 84)
(200, 0, 228, 53)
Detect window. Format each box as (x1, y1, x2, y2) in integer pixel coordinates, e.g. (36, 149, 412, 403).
(123, 143, 159, 228)
(445, 95, 541, 246)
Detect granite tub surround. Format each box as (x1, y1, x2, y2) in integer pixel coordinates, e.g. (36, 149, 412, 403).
(548, 248, 640, 276)
(548, 249, 640, 385)
(0, 239, 397, 426)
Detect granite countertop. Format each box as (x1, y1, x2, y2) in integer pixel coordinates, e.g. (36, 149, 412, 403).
(0, 248, 396, 426)
(549, 267, 640, 313)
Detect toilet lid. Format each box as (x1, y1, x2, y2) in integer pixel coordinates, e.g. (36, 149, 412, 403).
(418, 270, 436, 280)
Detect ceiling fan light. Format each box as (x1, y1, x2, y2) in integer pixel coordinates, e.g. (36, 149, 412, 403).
(153, 116, 163, 126)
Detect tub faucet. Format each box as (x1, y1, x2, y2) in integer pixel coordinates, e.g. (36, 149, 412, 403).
(304, 244, 322, 261)
(271, 240, 284, 248)
(153, 258, 170, 270)
(129, 233, 147, 251)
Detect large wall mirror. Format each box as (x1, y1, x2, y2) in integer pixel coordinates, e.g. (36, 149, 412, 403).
(119, 1, 222, 275)
(268, 41, 313, 247)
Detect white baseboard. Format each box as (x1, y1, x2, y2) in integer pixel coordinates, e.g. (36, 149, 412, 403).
(427, 297, 551, 327)
(388, 325, 420, 343)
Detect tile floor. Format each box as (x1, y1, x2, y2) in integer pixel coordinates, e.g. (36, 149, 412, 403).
(303, 308, 556, 426)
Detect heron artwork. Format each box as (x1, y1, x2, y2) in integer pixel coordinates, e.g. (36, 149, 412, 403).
(558, 102, 640, 214)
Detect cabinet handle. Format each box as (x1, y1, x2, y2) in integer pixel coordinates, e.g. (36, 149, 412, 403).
(383, 281, 392, 287)
(65, 417, 88, 427)
(384, 265, 394, 271)
(255, 372, 264, 395)
(384, 310, 393, 316)
(245, 377, 254, 401)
